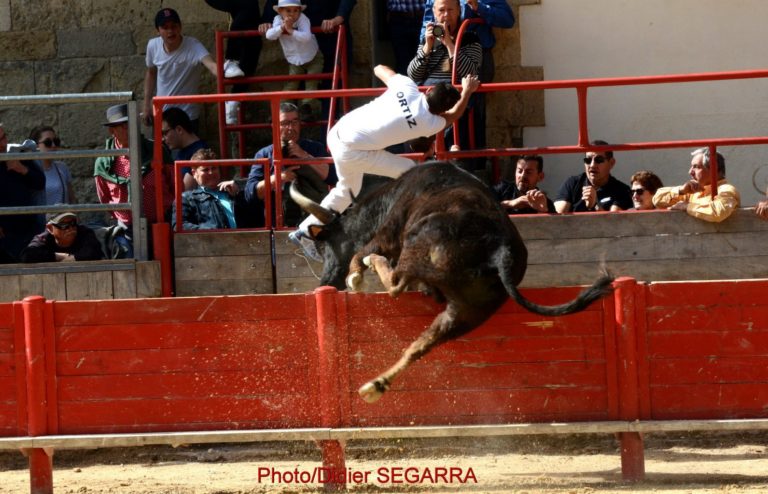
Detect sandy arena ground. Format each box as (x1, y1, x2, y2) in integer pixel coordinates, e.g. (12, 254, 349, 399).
(1, 432, 767, 493)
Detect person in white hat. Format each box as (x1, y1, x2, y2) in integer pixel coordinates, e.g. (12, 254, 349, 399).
(265, 0, 324, 120)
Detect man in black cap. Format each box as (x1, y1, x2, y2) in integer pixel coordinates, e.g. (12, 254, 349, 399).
(20, 212, 104, 263)
(142, 8, 218, 131)
(94, 104, 173, 257)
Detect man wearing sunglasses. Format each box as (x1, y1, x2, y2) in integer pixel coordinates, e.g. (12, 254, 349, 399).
(20, 212, 104, 263)
(554, 140, 633, 213)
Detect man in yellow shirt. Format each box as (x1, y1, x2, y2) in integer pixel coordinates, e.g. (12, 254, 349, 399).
(652, 148, 740, 223)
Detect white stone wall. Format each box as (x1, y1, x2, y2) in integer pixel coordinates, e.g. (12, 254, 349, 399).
(520, 0, 768, 205)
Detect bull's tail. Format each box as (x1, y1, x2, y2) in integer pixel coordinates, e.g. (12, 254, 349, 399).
(494, 250, 614, 316)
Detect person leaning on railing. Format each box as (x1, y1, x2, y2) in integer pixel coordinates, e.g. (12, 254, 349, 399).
(628, 170, 663, 211)
(20, 212, 104, 263)
(652, 148, 740, 223)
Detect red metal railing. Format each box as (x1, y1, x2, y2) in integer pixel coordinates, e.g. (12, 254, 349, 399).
(150, 66, 768, 296)
(214, 25, 349, 159)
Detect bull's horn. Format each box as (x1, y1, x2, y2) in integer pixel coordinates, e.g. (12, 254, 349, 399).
(289, 179, 337, 225)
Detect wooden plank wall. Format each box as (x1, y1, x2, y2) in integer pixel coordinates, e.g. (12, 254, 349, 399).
(0, 304, 19, 436)
(641, 279, 768, 420)
(0, 261, 161, 302)
(52, 295, 321, 434)
(514, 209, 768, 287)
(170, 208, 768, 296)
(343, 289, 617, 427)
(174, 231, 273, 296)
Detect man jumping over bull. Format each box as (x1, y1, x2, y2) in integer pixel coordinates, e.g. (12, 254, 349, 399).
(289, 64, 480, 262)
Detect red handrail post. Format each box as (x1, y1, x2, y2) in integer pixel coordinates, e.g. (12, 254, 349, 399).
(22, 296, 53, 494)
(314, 286, 346, 491)
(577, 86, 589, 147)
(612, 277, 645, 481)
(708, 144, 718, 201)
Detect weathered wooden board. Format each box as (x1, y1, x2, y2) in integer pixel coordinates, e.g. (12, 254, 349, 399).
(174, 231, 273, 296)
(0, 260, 161, 302)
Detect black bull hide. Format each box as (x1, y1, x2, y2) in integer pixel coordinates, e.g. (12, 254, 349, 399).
(291, 161, 613, 403)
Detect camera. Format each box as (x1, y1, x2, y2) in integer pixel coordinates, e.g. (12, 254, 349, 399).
(432, 24, 445, 38)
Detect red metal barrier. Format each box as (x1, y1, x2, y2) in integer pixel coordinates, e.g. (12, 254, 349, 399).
(4, 278, 768, 491)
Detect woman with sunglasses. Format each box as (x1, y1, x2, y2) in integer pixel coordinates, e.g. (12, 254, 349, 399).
(628, 170, 663, 210)
(28, 126, 76, 205)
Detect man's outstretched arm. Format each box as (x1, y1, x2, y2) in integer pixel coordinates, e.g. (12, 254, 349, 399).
(441, 74, 480, 127)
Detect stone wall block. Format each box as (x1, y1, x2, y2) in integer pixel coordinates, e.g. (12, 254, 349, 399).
(0, 60, 35, 94)
(0, 106, 50, 141)
(57, 29, 135, 58)
(35, 58, 110, 95)
(59, 103, 111, 149)
(0, 31, 56, 61)
(110, 55, 147, 98)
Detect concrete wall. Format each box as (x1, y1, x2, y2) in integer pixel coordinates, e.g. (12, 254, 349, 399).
(519, 0, 768, 205)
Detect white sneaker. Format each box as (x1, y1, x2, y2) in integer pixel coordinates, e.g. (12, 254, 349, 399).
(288, 229, 323, 263)
(223, 59, 244, 78)
(225, 101, 239, 125)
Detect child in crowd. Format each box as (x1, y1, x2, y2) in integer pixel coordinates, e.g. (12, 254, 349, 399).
(265, 0, 324, 120)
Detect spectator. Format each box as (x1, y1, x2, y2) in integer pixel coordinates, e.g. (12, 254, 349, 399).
(265, 0, 324, 120)
(0, 123, 46, 263)
(204, 1, 267, 124)
(161, 107, 209, 191)
(386, 1, 425, 76)
(494, 155, 555, 214)
(408, 0, 481, 85)
(245, 102, 336, 226)
(410, 0, 481, 168)
(289, 64, 480, 261)
(628, 170, 663, 211)
(652, 148, 740, 222)
(29, 126, 76, 205)
(172, 148, 255, 230)
(755, 190, 768, 220)
(261, 0, 357, 118)
(421, 0, 514, 158)
(94, 104, 173, 257)
(142, 8, 218, 131)
(554, 141, 633, 213)
(20, 212, 103, 263)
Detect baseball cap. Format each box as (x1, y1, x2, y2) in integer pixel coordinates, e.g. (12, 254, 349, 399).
(46, 212, 77, 225)
(155, 8, 181, 28)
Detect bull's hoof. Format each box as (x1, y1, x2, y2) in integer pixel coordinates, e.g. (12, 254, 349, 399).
(346, 271, 363, 291)
(362, 255, 374, 270)
(358, 378, 390, 403)
(358, 382, 383, 403)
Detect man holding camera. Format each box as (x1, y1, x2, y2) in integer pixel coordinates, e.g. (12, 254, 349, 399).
(245, 102, 336, 227)
(407, 0, 482, 86)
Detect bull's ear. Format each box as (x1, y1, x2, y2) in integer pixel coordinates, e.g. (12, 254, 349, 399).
(308, 224, 325, 239)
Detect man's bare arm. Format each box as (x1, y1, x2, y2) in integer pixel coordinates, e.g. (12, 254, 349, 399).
(441, 74, 480, 127)
(374, 64, 396, 85)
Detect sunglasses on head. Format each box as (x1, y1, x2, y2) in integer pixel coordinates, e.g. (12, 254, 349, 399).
(583, 155, 607, 165)
(51, 221, 77, 230)
(39, 137, 61, 147)
(631, 188, 646, 195)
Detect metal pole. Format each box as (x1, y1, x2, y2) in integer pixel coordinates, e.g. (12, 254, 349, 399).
(127, 101, 146, 261)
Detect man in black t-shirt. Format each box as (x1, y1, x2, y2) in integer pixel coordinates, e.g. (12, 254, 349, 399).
(493, 155, 555, 214)
(555, 140, 633, 213)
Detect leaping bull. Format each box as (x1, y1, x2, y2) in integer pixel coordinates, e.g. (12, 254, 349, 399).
(291, 161, 613, 403)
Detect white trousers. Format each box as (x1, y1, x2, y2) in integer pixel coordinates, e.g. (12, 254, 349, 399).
(298, 128, 416, 231)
